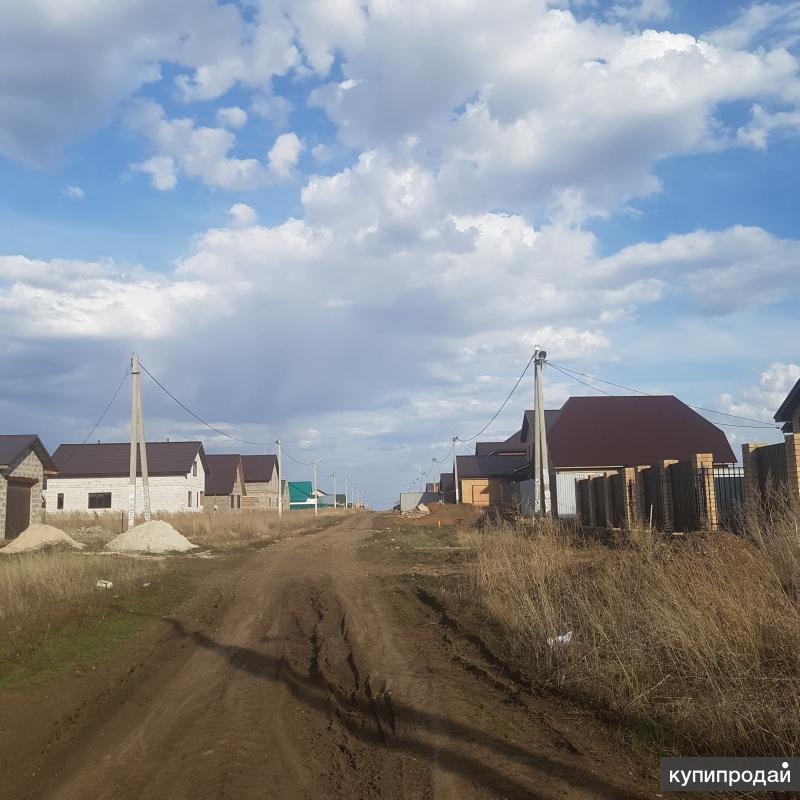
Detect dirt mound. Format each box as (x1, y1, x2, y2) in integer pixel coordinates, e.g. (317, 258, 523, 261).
(106, 520, 197, 553)
(400, 502, 483, 527)
(0, 524, 86, 554)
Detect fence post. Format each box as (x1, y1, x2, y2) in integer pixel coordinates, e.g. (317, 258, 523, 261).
(785, 433, 800, 503)
(659, 460, 678, 532)
(741, 442, 766, 506)
(690, 453, 717, 530)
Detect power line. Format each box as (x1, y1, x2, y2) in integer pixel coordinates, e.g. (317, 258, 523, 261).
(458, 349, 537, 443)
(547, 360, 780, 429)
(138, 361, 276, 449)
(280, 445, 313, 467)
(82, 366, 131, 444)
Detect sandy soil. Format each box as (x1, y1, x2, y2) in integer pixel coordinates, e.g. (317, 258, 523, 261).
(0, 513, 649, 800)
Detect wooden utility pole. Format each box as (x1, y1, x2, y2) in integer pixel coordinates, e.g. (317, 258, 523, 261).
(532, 347, 552, 517)
(128, 353, 152, 529)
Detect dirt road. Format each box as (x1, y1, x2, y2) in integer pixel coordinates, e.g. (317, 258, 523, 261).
(2, 515, 649, 799)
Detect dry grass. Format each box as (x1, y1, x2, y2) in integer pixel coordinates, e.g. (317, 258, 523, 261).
(0, 550, 165, 622)
(452, 511, 800, 756)
(45, 508, 351, 549)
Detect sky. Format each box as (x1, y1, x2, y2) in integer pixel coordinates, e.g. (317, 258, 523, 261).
(1, 0, 799, 509)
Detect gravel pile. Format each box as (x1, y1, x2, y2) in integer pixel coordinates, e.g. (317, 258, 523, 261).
(106, 520, 198, 553)
(0, 524, 86, 554)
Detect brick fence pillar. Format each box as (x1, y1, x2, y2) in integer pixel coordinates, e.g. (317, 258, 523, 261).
(741, 442, 766, 506)
(690, 452, 717, 530)
(785, 434, 800, 503)
(621, 467, 636, 528)
(659, 460, 678, 533)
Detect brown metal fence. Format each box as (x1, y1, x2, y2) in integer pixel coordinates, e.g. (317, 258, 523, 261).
(642, 467, 663, 529)
(669, 461, 706, 532)
(756, 443, 788, 495)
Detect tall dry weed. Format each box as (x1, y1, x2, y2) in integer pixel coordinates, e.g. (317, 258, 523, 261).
(458, 518, 800, 756)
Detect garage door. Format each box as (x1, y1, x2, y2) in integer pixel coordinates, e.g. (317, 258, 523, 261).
(5, 481, 32, 539)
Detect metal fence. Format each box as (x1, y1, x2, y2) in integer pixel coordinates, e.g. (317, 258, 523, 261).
(669, 461, 706, 532)
(713, 465, 744, 532)
(756, 442, 788, 495)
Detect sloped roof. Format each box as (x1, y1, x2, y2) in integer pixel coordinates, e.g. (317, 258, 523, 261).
(241, 454, 278, 483)
(53, 442, 205, 478)
(0, 434, 57, 473)
(547, 395, 736, 468)
(475, 428, 527, 456)
(205, 454, 243, 496)
(775, 377, 800, 430)
(288, 481, 314, 502)
(455, 454, 529, 478)
(519, 409, 562, 443)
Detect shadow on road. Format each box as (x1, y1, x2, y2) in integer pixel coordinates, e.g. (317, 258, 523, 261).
(164, 617, 644, 800)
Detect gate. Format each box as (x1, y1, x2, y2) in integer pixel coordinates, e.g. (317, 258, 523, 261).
(642, 467, 664, 529)
(756, 443, 788, 496)
(670, 461, 705, 532)
(713, 465, 744, 532)
(5, 481, 31, 539)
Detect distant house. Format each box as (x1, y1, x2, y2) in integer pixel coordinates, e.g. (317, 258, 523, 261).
(1, 435, 57, 539)
(204, 454, 246, 511)
(538, 395, 736, 517)
(241, 454, 281, 509)
(288, 481, 315, 510)
(46, 441, 207, 514)
(474, 429, 527, 457)
(775, 377, 800, 433)
(454, 454, 528, 507)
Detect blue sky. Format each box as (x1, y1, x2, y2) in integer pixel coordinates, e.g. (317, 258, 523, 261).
(1, 0, 799, 508)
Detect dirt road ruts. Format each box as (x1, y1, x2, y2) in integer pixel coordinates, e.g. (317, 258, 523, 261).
(4, 514, 649, 799)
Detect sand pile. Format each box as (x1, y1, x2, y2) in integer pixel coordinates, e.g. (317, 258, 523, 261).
(0, 523, 86, 554)
(106, 520, 197, 553)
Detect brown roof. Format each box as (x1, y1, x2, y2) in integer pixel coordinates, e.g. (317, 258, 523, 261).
(775, 377, 800, 431)
(547, 396, 736, 468)
(205, 454, 243, 496)
(455, 454, 529, 478)
(241, 454, 277, 483)
(475, 429, 527, 456)
(519, 409, 562, 443)
(52, 442, 205, 478)
(0, 434, 57, 473)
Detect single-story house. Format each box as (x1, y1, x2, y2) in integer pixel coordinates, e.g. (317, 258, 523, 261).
(241, 454, 281, 509)
(204, 454, 246, 511)
(1, 435, 57, 539)
(288, 481, 315, 510)
(454, 454, 529, 507)
(529, 395, 736, 518)
(46, 441, 207, 514)
(775, 377, 800, 433)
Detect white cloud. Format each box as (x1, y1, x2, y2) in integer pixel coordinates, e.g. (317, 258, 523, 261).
(228, 203, 257, 227)
(717, 362, 800, 432)
(268, 132, 303, 179)
(610, 0, 672, 24)
(133, 155, 177, 191)
(215, 106, 247, 129)
(709, 3, 800, 51)
(62, 185, 85, 200)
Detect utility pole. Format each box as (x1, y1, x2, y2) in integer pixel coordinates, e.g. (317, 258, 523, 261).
(312, 459, 320, 516)
(276, 440, 283, 518)
(532, 347, 552, 517)
(333, 473, 337, 509)
(128, 353, 152, 530)
(432, 457, 438, 492)
(453, 436, 460, 504)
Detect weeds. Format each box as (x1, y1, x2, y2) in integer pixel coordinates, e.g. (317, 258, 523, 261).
(451, 513, 800, 756)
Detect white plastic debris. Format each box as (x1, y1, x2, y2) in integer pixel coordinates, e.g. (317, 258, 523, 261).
(96, 579, 114, 590)
(547, 631, 573, 646)
(416, 503, 430, 515)
(142, 582, 151, 588)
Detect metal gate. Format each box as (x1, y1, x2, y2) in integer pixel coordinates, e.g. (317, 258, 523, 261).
(713, 465, 744, 533)
(670, 461, 705, 532)
(642, 467, 664, 529)
(756, 443, 788, 496)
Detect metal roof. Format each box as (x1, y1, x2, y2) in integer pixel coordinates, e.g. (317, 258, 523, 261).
(519, 409, 562, 443)
(205, 454, 243, 496)
(52, 442, 205, 478)
(455, 454, 529, 478)
(547, 395, 736, 468)
(475, 428, 527, 456)
(0, 434, 57, 473)
(241, 454, 277, 483)
(775, 377, 800, 426)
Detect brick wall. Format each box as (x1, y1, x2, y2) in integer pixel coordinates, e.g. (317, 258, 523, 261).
(1, 448, 46, 537)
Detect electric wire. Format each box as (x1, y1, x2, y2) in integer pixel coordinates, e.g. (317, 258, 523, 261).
(138, 361, 276, 449)
(82, 366, 131, 444)
(280, 445, 314, 467)
(547, 360, 780, 429)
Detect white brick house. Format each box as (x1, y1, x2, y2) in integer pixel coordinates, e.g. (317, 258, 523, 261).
(45, 442, 208, 514)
